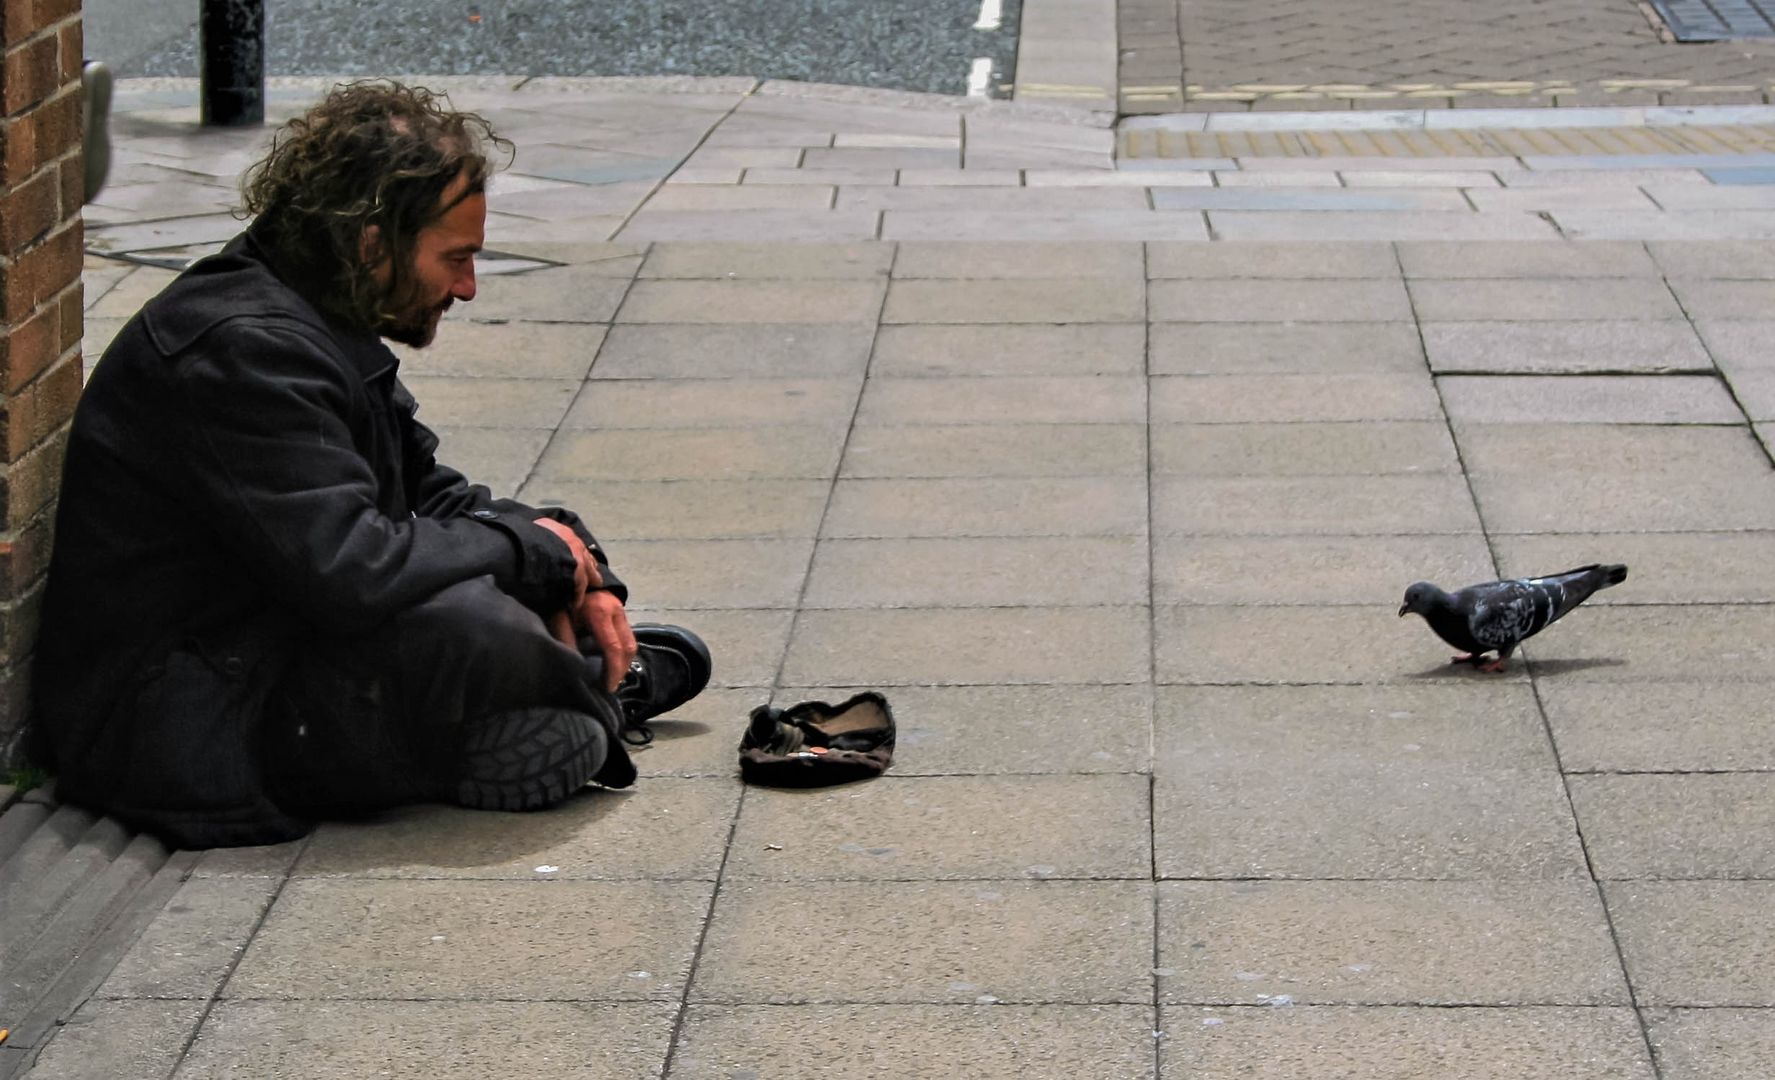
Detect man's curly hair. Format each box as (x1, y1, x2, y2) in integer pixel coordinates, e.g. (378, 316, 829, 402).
(241, 80, 512, 333)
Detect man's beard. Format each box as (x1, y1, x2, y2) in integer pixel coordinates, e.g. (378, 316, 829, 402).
(380, 297, 452, 348)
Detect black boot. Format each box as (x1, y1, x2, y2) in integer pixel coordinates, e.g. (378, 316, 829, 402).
(454, 705, 612, 811)
(613, 624, 711, 744)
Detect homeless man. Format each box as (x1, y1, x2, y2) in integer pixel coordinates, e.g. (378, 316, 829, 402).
(30, 81, 709, 849)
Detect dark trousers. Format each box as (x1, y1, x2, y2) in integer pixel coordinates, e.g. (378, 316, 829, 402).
(260, 576, 620, 817)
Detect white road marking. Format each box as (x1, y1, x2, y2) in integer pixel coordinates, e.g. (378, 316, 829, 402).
(967, 57, 993, 98)
(974, 0, 1002, 29)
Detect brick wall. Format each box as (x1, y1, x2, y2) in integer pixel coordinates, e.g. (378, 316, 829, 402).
(0, 0, 83, 764)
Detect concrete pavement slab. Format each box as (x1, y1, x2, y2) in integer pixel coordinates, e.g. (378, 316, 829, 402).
(1153, 685, 1583, 879)
(1471, 471, 1775, 533)
(536, 427, 847, 481)
(1212, 170, 1346, 187)
(1463, 187, 1660, 213)
(1148, 279, 1412, 323)
(693, 880, 1153, 1003)
(1147, 241, 1397, 279)
(1152, 475, 1482, 535)
(18, 999, 207, 1080)
(821, 476, 1148, 538)
(672, 1004, 1154, 1079)
(803, 536, 1148, 607)
(1161, 1006, 1653, 1080)
(397, 377, 579, 429)
(725, 774, 1151, 879)
(1643, 1008, 1775, 1080)
(223, 879, 711, 1001)
(1453, 422, 1773, 475)
(1517, 606, 1775, 681)
(1571, 774, 1775, 880)
(891, 242, 1144, 279)
(645, 186, 838, 211)
(617, 279, 886, 323)
(1650, 239, 1775, 277)
(1397, 240, 1658, 278)
(1669, 278, 1775, 319)
(292, 782, 737, 881)
(607, 538, 814, 609)
(1555, 210, 1775, 241)
(96, 878, 280, 999)
(562, 377, 860, 430)
(591, 323, 876, 380)
(1437, 374, 1743, 424)
(879, 210, 1209, 241)
(856, 375, 1146, 426)
(428, 428, 551, 497)
(1150, 421, 1460, 476)
(898, 168, 1029, 185)
(1502, 169, 1711, 187)
(1421, 321, 1712, 373)
(626, 687, 770, 778)
(770, 683, 1152, 775)
(1154, 534, 1493, 605)
(524, 479, 832, 541)
(396, 322, 604, 380)
(1152, 189, 1471, 211)
(781, 606, 1151, 685)
(616, 209, 882, 242)
(840, 188, 1151, 212)
(1495, 532, 1775, 603)
(840, 423, 1147, 478)
(1341, 171, 1507, 187)
(742, 166, 893, 184)
(637, 242, 892, 279)
(190, 841, 308, 880)
(1155, 605, 1490, 685)
(882, 278, 1144, 323)
(173, 1001, 678, 1080)
(871, 324, 1147, 376)
(1150, 374, 1441, 423)
(1148, 323, 1426, 374)
(1157, 881, 1627, 1005)
(1541, 681, 1775, 772)
(1645, 185, 1775, 210)
(1208, 211, 1559, 241)
(1409, 279, 1683, 321)
(1607, 882, 1775, 1006)
(85, 266, 178, 319)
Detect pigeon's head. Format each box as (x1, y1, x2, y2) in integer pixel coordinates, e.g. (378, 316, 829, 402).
(1398, 581, 1443, 618)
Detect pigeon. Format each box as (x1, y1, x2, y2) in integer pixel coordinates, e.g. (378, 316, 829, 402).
(1398, 564, 1628, 673)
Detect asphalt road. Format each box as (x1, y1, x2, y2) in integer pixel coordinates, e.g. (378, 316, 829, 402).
(85, 0, 1022, 98)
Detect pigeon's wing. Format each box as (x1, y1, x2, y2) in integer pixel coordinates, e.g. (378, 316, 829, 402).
(1464, 577, 1574, 650)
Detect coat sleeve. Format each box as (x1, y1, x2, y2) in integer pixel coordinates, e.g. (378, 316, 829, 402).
(169, 320, 582, 635)
(394, 380, 627, 603)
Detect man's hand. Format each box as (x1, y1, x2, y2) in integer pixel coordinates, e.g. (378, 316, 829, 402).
(532, 516, 637, 692)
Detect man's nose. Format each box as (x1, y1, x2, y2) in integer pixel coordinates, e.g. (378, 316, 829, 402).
(454, 263, 477, 302)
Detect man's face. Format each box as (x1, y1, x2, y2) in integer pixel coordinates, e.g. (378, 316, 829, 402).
(375, 172, 485, 347)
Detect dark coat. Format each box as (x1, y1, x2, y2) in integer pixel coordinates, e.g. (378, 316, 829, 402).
(31, 229, 622, 849)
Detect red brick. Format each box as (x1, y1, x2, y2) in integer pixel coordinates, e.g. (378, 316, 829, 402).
(0, 167, 56, 249)
(53, 281, 77, 352)
(0, 579, 47, 667)
(0, 427, 66, 530)
(0, 299, 54, 396)
(0, 657, 31, 738)
(2, 35, 60, 118)
(1, 108, 34, 182)
(1, 345, 78, 459)
(0, 0, 32, 50)
(34, 86, 75, 159)
(0, 502, 54, 601)
(54, 18, 76, 81)
(0, 220, 80, 322)
(55, 151, 77, 214)
(35, 0, 79, 27)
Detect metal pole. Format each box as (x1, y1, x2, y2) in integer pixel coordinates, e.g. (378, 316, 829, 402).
(200, 0, 266, 126)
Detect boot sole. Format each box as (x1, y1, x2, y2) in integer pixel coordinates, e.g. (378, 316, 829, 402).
(455, 705, 613, 812)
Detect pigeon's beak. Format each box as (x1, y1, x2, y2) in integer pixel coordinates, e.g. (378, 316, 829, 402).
(1397, 603, 1409, 617)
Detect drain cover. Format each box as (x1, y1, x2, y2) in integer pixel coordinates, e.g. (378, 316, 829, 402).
(1649, 0, 1775, 40)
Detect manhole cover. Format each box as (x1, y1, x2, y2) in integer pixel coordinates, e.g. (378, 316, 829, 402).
(1649, 0, 1775, 40)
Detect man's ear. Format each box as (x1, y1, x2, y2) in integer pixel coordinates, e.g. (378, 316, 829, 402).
(359, 223, 383, 264)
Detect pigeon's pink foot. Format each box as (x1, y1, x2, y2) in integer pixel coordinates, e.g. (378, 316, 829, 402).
(1450, 653, 1476, 665)
(1477, 658, 1508, 674)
